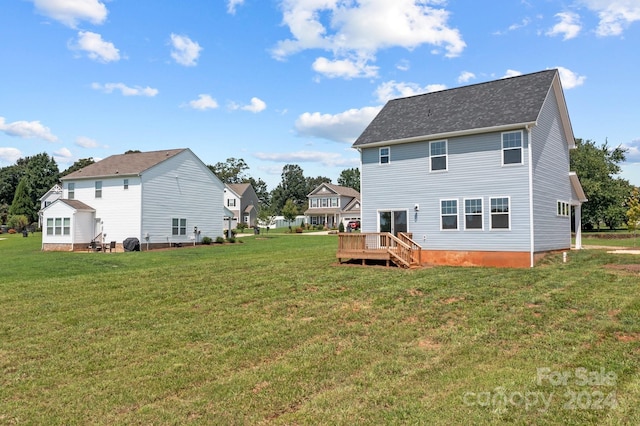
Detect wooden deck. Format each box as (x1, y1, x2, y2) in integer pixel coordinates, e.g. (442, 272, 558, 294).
(336, 232, 422, 268)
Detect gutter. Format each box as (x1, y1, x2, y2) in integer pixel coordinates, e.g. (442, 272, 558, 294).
(527, 124, 535, 268)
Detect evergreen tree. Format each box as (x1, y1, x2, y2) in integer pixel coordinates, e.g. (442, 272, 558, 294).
(9, 177, 35, 221)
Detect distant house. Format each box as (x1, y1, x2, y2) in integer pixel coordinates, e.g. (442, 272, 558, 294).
(304, 183, 361, 229)
(224, 183, 260, 227)
(350, 69, 587, 267)
(41, 148, 226, 251)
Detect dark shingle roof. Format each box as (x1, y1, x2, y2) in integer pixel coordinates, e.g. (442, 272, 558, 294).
(62, 149, 186, 180)
(59, 199, 95, 211)
(353, 69, 558, 147)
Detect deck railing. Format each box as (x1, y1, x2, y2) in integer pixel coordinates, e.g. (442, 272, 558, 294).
(337, 232, 422, 268)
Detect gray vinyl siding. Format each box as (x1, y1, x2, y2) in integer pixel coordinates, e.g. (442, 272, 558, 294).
(361, 131, 531, 252)
(141, 150, 225, 243)
(532, 88, 572, 251)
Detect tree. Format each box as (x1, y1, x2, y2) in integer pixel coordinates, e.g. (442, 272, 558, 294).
(208, 157, 249, 184)
(0, 164, 25, 207)
(62, 158, 95, 176)
(281, 199, 299, 231)
(270, 164, 307, 214)
(627, 187, 640, 235)
(257, 206, 277, 231)
(570, 139, 632, 230)
(9, 177, 35, 221)
(338, 167, 360, 192)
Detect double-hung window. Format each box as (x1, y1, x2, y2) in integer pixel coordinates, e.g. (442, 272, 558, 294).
(502, 131, 523, 165)
(441, 199, 458, 230)
(123, 179, 129, 190)
(47, 217, 70, 235)
(490, 197, 510, 229)
(430, 140, 447, 172)
(172, 218, 187, 236)
(227, 199, 236, 207)
(68, 183, 75, 199)
(379, 147, 390, 164)
(464, 198, 483, 230)
(95, 181, 102, 198)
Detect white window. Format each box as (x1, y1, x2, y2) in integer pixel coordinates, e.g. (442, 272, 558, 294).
(331, 197, 339, 207)
(68, 183, 75, 199)
(557, 201, 570, 218)
(502, 131, 523, 165)
(310, 199, 319, 208)
(95, 181, 102, 198)
(172, 218, 187, 236)
(379, 147, 390, 164)
(441, 199, 458, 230)
(464, 198, 483, 230)
(227, 199, 236, 207)
(47, 217, 70, 235)
(430, 140, 447, 172)
(490, 197, 510, 229)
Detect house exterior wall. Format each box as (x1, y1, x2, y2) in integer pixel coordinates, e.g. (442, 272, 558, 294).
(141, 150, 225, 245)
(64, 176, 143, 243)
(360, 130, 532, 253)
(240, 188, 260, 226)
(531, 88, 572, 252)
(223, 188, 241, 224)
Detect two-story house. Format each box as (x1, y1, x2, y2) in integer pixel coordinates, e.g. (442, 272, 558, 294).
(223, 183, 260, 228)
(41, 148, 226, 251)
(304, 183, 361, 229)
(351, 69, 586, 267)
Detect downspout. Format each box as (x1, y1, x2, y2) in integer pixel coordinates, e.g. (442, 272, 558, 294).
(71, 212, 75, 251)
(527, 125, 535, 268)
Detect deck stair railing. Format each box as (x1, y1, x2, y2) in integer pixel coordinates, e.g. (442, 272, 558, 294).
(337, 232, 422, 268)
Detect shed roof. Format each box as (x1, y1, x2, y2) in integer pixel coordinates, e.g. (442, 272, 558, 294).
(62, 149, 186, 180)
(353, 69, 569, 147)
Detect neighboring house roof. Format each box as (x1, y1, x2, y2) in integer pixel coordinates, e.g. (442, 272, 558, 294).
(308, 182, 360, 199)
(353, 69, 572, 148)
(39, 184, 62, 201)
(227, 183, 252, 197)
(61, 149, 187, 180)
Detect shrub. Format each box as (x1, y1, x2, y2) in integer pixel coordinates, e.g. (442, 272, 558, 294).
(338, 222, 345, 232)
(7, 215, 29, 231)
(8, 228, 17, 234)
(227, 236, 236, 243)
(215, 236, 225, 244)
(236, 223, 248, 232)
(295, 227, 304, 233)
(201, 236, 212, 245)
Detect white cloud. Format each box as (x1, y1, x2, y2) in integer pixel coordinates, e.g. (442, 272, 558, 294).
(0, 116, 58, 142)
(53, 147, 73, 160)
(312, 57, 378, 79)
(75, 136, 99, 148)
(555, 66, 586, 89)
(272, 0, 465, 79)
(71, 31, 120, 62)
(547, 12, 582, 40)
(227, 0, 245, 14)
(295, 106, 381, 143)
(187, 94, 219, 110)
(502, 69, 523, 78)
(375, 80, 446, 103)
(457, 71, 476, 84)
(92, 82, 159, 97)
(254, 151, 357, 167)
(242, 97, 267, 113)
(0, 147, 22, 164)
(580, 0, 640, 36)
(170, 34, 202, 67)
(493, 17, 532, 35)
(622, 139, 640, 163)
(31, 0, 108, 28)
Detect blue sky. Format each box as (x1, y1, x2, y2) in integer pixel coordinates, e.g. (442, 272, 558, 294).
(1, 0, 639, 189)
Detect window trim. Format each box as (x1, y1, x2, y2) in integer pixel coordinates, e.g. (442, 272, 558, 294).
(379, 147, 390, 165)
(227, 198, 236, 207)
(501, 131, 524, 166)
(440, 199, 458, 231)
(490, 196, 511, 230)
(464, 198, 484, 230)
(172, 218, 187, 236)
(95, 181, 102, 198)
(429, 140, 448, 172)
(123, 179, 129, 190)
(68, 182, 75, 200)
(557, 200, 570, 218)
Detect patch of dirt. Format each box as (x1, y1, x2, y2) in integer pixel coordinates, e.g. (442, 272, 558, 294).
(615, 332, 640, 342)
(418, 337, 442, 350)
(441, 296, 464, 304)
(605, 264, 640, 273)
(408, 288, 424, 297)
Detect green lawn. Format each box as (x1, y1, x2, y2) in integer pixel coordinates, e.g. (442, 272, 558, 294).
(1, 233, 639, 424)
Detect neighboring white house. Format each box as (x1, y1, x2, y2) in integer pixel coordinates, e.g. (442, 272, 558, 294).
(223, 183, 260, 228)
(41, 148, 226, 251)
(352, 69, 587, 268)
(304, 183, 361, 229)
